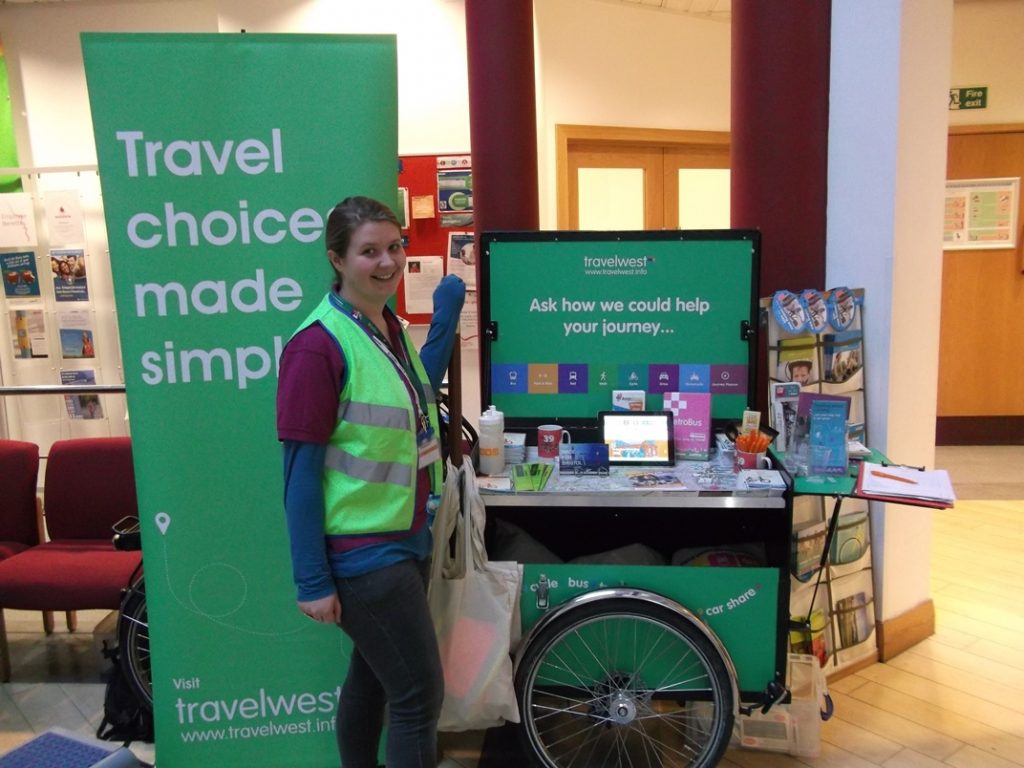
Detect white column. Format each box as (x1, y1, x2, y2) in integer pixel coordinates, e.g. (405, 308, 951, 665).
(826, 0, 952, 620)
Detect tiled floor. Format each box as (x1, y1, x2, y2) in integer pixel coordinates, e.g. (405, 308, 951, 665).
(0, 607, 155, 765)
(2, 448, 1015, 765)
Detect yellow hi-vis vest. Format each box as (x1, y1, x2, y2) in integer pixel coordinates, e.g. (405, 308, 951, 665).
(295, 294, 443, 537)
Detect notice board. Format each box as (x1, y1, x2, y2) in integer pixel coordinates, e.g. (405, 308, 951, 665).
(481, 230, 760, 433)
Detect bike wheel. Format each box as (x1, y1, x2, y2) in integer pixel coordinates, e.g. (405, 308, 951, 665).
(515, 596, 735, 768)
(118, 578, 153, 710)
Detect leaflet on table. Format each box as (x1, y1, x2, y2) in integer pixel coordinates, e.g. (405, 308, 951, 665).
(558, 443, 609, 475)
(511, 462, 554, 492)
(736, 469, 787, 492)
(625, 471, 685, 489)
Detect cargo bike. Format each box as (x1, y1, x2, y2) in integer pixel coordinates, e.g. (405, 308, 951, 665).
(476, 229, 804, 767)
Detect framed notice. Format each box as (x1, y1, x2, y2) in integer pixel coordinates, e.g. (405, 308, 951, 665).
(943, 177, 1019, 250)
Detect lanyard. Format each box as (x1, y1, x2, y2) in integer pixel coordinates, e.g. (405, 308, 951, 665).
(330, 294, 432, 435)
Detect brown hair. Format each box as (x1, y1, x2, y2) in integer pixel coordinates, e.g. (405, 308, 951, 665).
(325, 196, 401, 256)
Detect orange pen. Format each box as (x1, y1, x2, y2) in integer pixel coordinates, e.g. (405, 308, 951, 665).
(870, 469, 918, 485)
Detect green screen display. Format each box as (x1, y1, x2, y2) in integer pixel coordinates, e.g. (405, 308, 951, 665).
(481, 231, 760, 425)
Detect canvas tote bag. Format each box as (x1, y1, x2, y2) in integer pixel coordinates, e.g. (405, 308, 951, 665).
(429, 459, 521, 731)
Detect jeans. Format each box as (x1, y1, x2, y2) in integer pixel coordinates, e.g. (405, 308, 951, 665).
(334, 558, 443, 768)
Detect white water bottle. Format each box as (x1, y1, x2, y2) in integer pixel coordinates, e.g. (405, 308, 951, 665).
(478, 405, 505, 475)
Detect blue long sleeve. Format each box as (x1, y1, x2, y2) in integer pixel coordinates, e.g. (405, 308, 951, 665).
(281, 440, 336, 602)
(418, 274, 466, 391)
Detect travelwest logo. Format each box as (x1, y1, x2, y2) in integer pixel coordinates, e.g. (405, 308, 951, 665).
(583, 255, 650, 269)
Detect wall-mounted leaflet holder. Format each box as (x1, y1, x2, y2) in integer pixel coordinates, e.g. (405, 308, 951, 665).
(479, 229, 761, 441)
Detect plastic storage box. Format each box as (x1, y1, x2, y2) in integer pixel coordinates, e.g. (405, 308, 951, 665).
(734, 653, 830, 756)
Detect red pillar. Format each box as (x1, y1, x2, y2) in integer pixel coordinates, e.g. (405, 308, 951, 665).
(732, 1, 831, 412)
(731, 0, 831, 296)
(464, 0, 540, 235)
(464, 0, 539, 403)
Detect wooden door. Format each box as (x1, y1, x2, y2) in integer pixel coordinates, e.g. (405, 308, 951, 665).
(557, 125, 730, 230)
(938, 124, 1024, 443)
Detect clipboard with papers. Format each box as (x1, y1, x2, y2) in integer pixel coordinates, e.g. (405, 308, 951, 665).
(854, 461, 956, 509)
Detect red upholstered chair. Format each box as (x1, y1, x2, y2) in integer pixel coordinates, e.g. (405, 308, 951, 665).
(0, 440, 42, 560)
(0, 437, 142, 681)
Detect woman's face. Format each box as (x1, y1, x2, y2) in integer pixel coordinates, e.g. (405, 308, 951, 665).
(330, 221, 405, 311)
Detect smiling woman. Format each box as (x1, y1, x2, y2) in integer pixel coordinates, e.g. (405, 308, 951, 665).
(275, 195, 465, 767)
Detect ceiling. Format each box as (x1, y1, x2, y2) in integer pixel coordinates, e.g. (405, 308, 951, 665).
(599, 0, 732, 22)
(600, 0, 999, 24)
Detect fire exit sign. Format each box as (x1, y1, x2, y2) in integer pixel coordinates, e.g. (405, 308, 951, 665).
(949, 87, 987, 110)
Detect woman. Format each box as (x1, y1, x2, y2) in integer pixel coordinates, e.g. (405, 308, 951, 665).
(276, 196, 464, 767)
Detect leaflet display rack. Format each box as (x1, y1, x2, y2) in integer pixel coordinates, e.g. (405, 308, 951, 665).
(763, 287, 878, 675)
(0, 168, 128, 449)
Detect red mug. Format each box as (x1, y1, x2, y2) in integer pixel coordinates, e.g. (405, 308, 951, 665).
(537, 424, 571, 459)
(735, 450, 772, 472)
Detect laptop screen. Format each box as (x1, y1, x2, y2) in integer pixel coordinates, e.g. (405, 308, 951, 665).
(599, 411, 676, 466)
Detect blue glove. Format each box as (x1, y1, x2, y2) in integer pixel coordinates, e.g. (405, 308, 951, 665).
(433, 273, 466, 316)
(419, 274, 466, 391)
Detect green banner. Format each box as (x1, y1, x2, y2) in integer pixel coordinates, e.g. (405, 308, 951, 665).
(483, 233, 758, 421)
(82, 33, 397, 766)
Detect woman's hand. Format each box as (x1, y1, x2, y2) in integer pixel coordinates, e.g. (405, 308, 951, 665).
(298, 592, 342, 625)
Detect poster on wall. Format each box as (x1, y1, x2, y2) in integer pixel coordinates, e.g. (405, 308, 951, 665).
(446, 231, 476, 290)
(8, 308, 47, 358)
(83, 33, 398, 767)
(1, 251, 40, 298)
(50, 248, 89, 301)
(61, 368, 104, 419)
(57, 309, 96, 359)
(43, 189, 87, 246)
(402, 255, 442, 314)
(0, 193, 38, 247)
(437, 163, 473, 229)
(943, 177, 1019, 250)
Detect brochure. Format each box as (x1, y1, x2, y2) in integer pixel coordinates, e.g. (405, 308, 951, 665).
(770, 382, 801, 451)
(50, 248, 89, 302)
(558, 443, 610, 476)
(823, 330, 863, 383)
(511, 462, 554, 492)
(8, 309, 48, 359)
(776, 335, 818, 386)
(611, 389, 645, 411)
(625, 471, 685, 489)
(791, 519, 827, 582)
(790, 392, 850, 468)
(2, 251, 40, 298)
(808, 398, 849, 475)
(61, 369, 104, 420)
(57, 309, 96, 359)
(662, 391, 711, 460)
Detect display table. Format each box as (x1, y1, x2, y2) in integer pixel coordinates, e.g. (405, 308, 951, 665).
(479, 458, 792, 702)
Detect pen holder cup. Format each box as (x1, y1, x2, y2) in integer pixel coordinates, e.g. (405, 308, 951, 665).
(735, 450, 772, 471)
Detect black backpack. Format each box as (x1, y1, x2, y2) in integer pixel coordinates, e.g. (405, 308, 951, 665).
(97, 642, 154, 744)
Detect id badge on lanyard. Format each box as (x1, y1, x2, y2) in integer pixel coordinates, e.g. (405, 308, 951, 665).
(417, 428, 441, 468)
